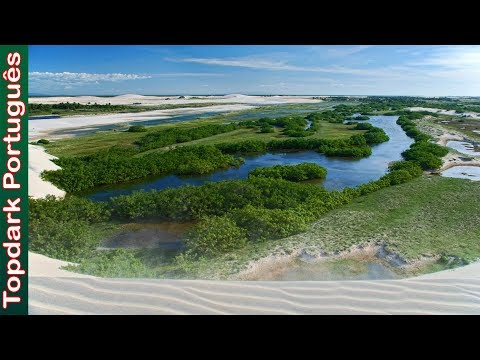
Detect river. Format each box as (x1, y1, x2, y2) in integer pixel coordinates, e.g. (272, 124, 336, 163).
(88, 115, 413, 201)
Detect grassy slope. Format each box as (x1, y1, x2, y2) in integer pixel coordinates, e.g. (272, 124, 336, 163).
(295, 176, 480, 261)
(147, 175, 480, 279)
(43, 116, 363, 158)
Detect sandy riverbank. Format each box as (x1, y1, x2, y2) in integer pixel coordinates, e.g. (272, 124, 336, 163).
(29, 144, 65, 199)
(434, 133, 480, 171)
(408, 106, 480, 119)
(437, 132, 464, 146)
(29, 103, 256, 141)
(28, 251, 480, 314)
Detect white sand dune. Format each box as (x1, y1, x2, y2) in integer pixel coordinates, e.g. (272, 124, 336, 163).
(29, 94, 324, 141)
(408, 106, 480, 119)
(28, 144, 65, 199)
(28, 95, 323, 198)
(30, 94, 323, 106)
(29, 252, 480, 315)
(29, 104, 255, 141)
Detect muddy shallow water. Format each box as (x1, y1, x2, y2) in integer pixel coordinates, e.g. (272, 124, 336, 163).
(246, 256, 400, 281)
(100, 222, 194, 250)
(441, 166, 480, 181)
(446, 140, 480, 156)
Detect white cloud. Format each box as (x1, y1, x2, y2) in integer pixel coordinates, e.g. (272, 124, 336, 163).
(173, 56, 305, 71)
(152, 72, 224, 77)
(259, 82, 287, 88)
(29, 71, 151, 84)
(326, 45, 372, 58)
(171, 55, 405, 78)
(409, 46, 480, 68)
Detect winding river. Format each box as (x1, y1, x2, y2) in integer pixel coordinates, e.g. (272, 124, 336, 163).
(88, 115, 413, 201)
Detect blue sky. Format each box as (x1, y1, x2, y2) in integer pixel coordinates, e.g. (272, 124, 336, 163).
(29, 45, 480, 96)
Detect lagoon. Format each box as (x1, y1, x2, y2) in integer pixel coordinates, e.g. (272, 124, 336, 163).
(88, 116, 413, 201)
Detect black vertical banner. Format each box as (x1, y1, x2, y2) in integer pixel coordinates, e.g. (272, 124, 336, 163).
(0, 45, 28, 315)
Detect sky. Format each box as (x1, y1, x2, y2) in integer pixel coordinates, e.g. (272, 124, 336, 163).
(28, 45, 480, 96)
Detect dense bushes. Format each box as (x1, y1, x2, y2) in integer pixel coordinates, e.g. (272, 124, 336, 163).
(402, 148, 443, 170)
(37, 139, 50, 144)
(31, 112, 438, 261)
(110, 177, 332, 221)
(29, 196, 113, 262)
(107, 158, 427, 258)
(354, 123, 374, 130)
(135, 123, 239, 150)
(255, 115, 315, 137)
(44, 123, 388, 194)
(30, 218, 105, 262)
(354, 115, 370, 120)
(127, 125, 147, 132)
(364, 128, 390, 144)
(227, 206, 309, 243)
(306, 111, 344, 123)
(249, 163, 327, 181)
(184, 216, 248, 257)
(43, 145, 244, 192)
(388, 160, 423, 178)
(70, 250, 152, 277)
(107, 177, 345, 257)
(397, 113, 448, 170)
(259, 124, 274, 133)
(319, 144, 372, 158)
(29, 195, 111, 223)
(43, 111, 390, 193)
(353, 123, 390, 144)
(216, 140, 268, 154)
(217, 124, 388, 158)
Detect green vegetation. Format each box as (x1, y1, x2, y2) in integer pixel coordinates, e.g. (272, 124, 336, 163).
(31, 176, 480, 278)
(135, 123, 239, 151)
(306, 110, 344, 123)
(397, 112, 448, 170)
(281, 176, 480, 263)
(43, 145, 244, 192)
(216, 124, 388, 158)
(41, 115, 360, 158)
(127, 125, 147, 132)
(350, 115, 370, 120)
(41, 109, 389, 192)
(185, 217, 248, 257)
(29, 196, 114, 262)
(65, 250, 153, 278)
(259, 124, 274, 133)
(36, 139, 50, 144)
(249, 163, 327, 182)
(227, 206, 309, 243)
(31, 98, 480, 279)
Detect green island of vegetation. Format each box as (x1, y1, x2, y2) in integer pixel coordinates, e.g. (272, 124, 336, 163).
(29, 97, 480, 279)
(40, 112, 389, 192)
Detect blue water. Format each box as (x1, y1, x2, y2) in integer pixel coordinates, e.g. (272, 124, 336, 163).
(30, 115, 62, 120)
(133, 112, 224, 126)
(232, 109, 318, 120)
(88, 116, 413, 201)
